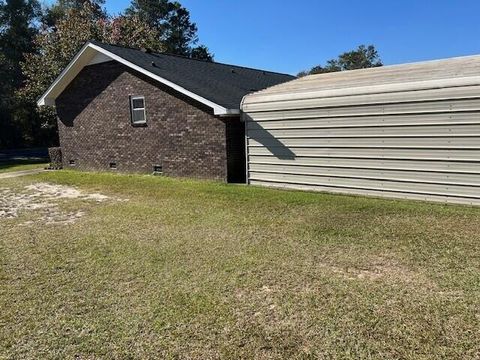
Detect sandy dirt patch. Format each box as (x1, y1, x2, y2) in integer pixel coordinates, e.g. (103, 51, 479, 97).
(0, 182, 119, 225)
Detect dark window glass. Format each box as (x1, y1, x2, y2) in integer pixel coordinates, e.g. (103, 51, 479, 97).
(132, 109, 145, 123)
(132, 98, 144, 109)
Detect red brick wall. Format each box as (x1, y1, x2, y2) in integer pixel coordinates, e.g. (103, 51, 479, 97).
(56, 61, 238, 181)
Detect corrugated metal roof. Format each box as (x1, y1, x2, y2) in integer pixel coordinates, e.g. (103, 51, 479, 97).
(242, 54, 480, 109)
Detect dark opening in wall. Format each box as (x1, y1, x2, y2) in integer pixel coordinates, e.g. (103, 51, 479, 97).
(69, 159, 76, 166)
(153, 164, 163, 175)
(226, 118, 246, 183)
(109, 162, 117, 170)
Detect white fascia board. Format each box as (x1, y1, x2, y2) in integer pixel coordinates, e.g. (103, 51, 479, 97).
(88, 52, 111, 65)
(37, 42, 92, 106)
(218, 108, 240, 117)
(38, 42, 239, 116)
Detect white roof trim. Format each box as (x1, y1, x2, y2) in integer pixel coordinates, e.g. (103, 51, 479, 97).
(37, 42, 239, 116)
(88, 52, 111, 65)
(37, 42, 92, 107)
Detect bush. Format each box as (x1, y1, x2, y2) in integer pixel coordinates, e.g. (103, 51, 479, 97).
(48, 147, 62, 169)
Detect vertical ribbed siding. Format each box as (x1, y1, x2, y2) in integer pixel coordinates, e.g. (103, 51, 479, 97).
(244, 92, 480, 205)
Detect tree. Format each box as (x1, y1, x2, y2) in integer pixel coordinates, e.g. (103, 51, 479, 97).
(0, 0, 212, 149)
(0, 0, 40, 86)
(20, 1, 162, 104)
(125, 0, 213, 60)
(298, 45, 382, 77)
(41, 0, 106, 29)
(17, 1, 162, 147)
(190, 44, 213, 61)
(0, 0, 40, 148)
(0, 53, 19, 148)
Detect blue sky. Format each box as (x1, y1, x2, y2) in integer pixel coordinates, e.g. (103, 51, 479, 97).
(83, 0, 480, 74)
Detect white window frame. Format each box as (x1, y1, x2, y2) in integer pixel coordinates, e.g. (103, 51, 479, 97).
(130, 95, 147, 125)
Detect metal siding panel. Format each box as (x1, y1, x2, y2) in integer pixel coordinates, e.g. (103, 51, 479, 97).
(248, 124, 480, 138)
(244, 84, 480, 108)
(245, 87, 480, 205)
(248, 163, 480, 186)
(242, 87, 480, 112)
(247, 113, 480, 129)
(246, 98, 480, 119)
(247, 147, 480, 161)
(248, 172, 480, 198)
(247, 137, 480, 148)
(249, 181, 480, 206)
(248, 156, 480, 173)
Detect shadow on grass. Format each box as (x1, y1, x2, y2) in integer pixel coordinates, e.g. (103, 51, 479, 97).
(0, 159, 48, 172)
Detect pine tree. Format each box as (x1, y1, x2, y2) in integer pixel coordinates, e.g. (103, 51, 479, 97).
(125, 0, 213, 60)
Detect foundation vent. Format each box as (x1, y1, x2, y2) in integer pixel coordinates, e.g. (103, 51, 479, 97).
(153, 164, 163, 175)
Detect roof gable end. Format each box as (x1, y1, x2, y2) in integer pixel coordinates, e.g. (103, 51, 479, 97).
(38, 41, 295, 116)
(37, 42, 237, 116)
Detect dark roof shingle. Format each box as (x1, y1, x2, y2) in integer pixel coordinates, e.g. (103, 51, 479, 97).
(91, 41, 295, 109)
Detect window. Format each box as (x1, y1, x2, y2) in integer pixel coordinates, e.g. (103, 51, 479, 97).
(129, 96, 146, 125)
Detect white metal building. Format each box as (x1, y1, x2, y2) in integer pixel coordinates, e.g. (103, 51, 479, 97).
(241, 55, 480, 205)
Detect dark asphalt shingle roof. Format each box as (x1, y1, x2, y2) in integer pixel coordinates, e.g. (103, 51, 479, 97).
(91, 41, 295, 110)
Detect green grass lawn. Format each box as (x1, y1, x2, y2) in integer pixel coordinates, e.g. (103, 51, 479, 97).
(1, 171, 479, 359)
(0, 159, 47, 173)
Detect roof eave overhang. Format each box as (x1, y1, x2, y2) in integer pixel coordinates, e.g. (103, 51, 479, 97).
(37, 42, 239, 116)
(37, 41, 92, 107)
(217, 108, 240, 117)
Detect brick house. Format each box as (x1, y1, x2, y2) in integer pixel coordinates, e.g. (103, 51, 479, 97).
(38, 41, 294, 182)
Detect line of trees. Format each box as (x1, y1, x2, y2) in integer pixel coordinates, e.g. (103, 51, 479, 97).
(0, 0, 213, 149)
(297, 45, 382, 77)
(1, 0, 384, 150)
